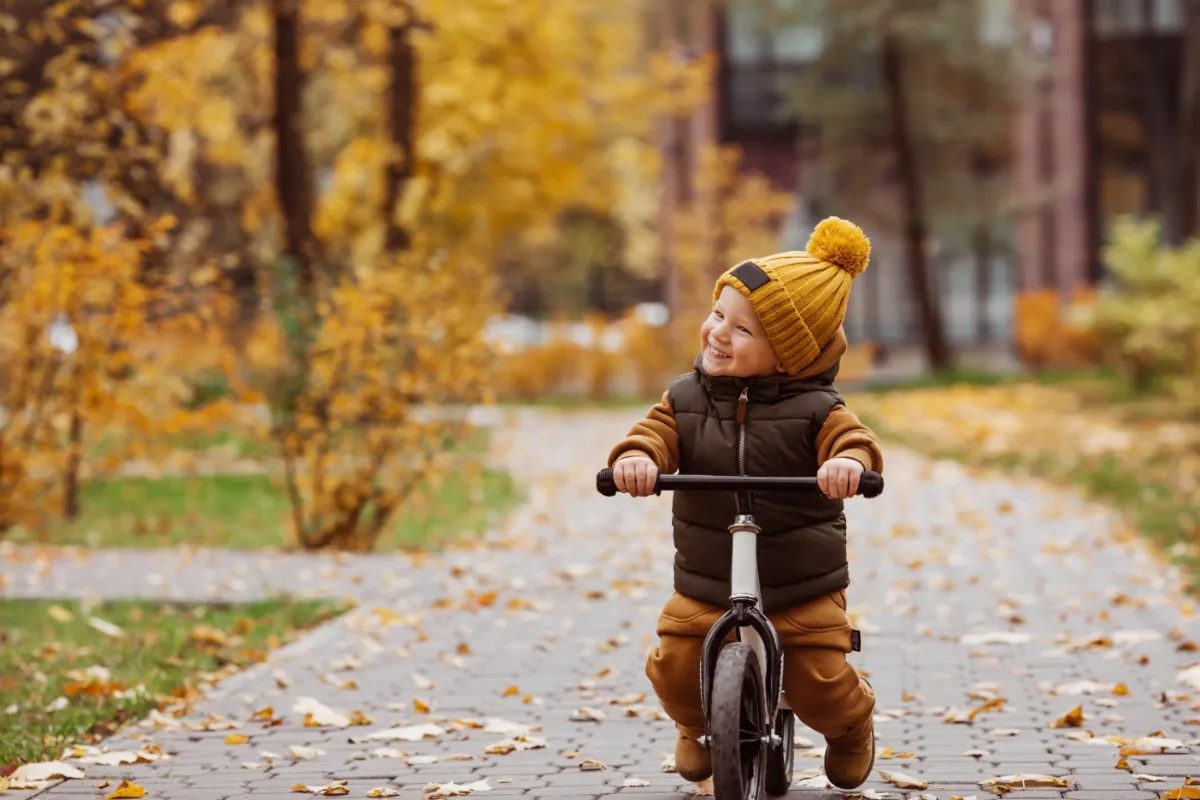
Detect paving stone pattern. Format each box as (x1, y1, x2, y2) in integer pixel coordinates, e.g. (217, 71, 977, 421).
(9, 407, 1200, 799)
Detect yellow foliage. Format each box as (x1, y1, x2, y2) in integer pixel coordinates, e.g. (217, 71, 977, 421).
(669, 143, 795, 365)
(1014, 288, 1098, 369)
(1088, 217, 1200, 411)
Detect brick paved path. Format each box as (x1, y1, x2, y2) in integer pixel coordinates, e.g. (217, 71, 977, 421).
(11, 407, 1200, 799)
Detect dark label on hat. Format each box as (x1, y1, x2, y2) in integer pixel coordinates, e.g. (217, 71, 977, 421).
(731, 261, 770, 292)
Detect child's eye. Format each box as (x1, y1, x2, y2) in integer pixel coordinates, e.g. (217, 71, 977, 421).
(737, 326, 751, 335)
(712, 311, 724, 320)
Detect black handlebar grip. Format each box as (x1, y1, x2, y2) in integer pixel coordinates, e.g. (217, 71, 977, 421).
(857, 470, 884, 498)
(596, 468, 618, 497)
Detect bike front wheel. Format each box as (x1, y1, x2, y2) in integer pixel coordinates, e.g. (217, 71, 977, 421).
(709, 642, 768, 800)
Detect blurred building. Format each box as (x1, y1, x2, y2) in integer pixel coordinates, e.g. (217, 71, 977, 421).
(652, 0, 1198, 350)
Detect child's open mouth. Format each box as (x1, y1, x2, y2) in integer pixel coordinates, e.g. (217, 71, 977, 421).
(707, 345, 731, 360)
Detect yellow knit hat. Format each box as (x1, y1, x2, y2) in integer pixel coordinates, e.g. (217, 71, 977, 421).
(712, 216, 870, 375)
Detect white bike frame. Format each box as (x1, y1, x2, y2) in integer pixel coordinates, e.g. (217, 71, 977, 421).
(728, 514, 790, 714)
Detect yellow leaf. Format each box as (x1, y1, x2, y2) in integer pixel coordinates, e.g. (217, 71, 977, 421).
(225, 733, 249, 745)
(1051, 705, 1084, 728)
(413, 698, 431, 714)
(1113, 683, 1130, 696)
(502, 685, 520, 697)
(105, 780, 146, 799)
(1162, 788, 1200, 799)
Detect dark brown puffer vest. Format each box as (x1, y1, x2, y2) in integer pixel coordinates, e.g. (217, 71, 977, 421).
(669, 356, 847, 612)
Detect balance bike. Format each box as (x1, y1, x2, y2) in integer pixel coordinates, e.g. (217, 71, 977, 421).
(596, 468, 884, 800)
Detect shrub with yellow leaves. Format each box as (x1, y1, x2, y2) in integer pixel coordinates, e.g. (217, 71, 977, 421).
(246, 243, 497, 552)
(0, 222, 152, 534)
(1088, 217, 1200, 412)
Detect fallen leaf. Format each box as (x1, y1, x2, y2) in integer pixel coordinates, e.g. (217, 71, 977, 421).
(579, 759, 607, 771)
(414, 698, 432, 714)
(295, 697, 350, 728)
(413, 673, 435, 690)
(960, 632, 1032, 646)
(47, 605, 74, 622)
(570, 707, 605, 722)
(225, 733, 250, 745)
(11, 762, 86, 781)
(622, 778, 650, 787)
(191, 624, 228, 646)
(1134, 774, 1168, 782)
(291, 780, 349, 795)
(423, 780, 492, 798)
(252, 705, 275, 720)
(693, 777, 714, 796)
(357, 723, 443, 742)
(104, 780, 145, 799)
(87, 617, 125, 638)
(878, 769, 928, 789)
(662, 754, 677, 773)
(368, 790, 402, 798)
(979, 774, 1073, 792)
(502, 685, 520, 696)
(989, 729, 1022, 737)
(1113, 683, 1130, 696)
(1052, 705, 1085, 728)
(288, 745, 325, 760)
(1162, 789, 1200, 799)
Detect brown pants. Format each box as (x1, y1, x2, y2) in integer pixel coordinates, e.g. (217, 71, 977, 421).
(645, 590, 875, 741)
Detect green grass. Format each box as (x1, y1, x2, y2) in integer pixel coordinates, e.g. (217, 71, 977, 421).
(0, 596, 348, 767)
(6, 467, 519, 551)
(8, 428, 520, 551)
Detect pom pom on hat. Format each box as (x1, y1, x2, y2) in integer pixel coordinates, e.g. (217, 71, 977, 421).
(805, 216, 870, 278)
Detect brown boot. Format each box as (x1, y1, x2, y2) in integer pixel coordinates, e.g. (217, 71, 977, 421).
(674, 733, 713, 783)
(824, 683, 876, 790)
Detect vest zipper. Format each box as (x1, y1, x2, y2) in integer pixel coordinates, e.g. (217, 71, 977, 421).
(736, 386, 749, 477)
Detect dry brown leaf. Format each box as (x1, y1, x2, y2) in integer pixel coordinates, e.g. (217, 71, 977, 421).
(414, 698, 432, 714)
(979, 774, 1073, 793)
(1052, 705, 1085, 728)
(579, 759, 607, 771)
(877, 769, 928, 789)
(570, 707, 606, 722)
(11, 762, 86, 781)
(1162, 789, 1200, 799)
(693, 777, 714, 796)
(969, 698, 1007, 720)
(291, 780, 349, 795)
(104, 780, 145, 799)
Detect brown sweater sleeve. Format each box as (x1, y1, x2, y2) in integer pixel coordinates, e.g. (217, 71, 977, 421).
(814, 404, 884, 474)
(606, 390, 680, 474)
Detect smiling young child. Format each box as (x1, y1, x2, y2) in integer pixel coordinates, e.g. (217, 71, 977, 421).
(607, 217, 883, 790)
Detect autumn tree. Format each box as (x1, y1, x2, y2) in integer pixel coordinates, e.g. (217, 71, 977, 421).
(751, 0, 1018, 370)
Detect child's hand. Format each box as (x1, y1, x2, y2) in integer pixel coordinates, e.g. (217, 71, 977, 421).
(613, 456, 658, 497)
(817, 457, 864, 499)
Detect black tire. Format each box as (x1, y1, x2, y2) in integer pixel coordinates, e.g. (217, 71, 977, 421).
(764, 708, 795, 796)
(710, 643, 768, 800)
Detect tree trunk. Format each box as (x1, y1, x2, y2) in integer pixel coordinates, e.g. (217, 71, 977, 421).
(384, 16, 417, 253)
(881, 33, 952, 371)
(273, 0, 317, 294)
(973, 224, 992, 344)
(1179, 0, 1200, 241)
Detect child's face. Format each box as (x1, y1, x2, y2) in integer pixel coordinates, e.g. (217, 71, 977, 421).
(699, 286, 784, 378)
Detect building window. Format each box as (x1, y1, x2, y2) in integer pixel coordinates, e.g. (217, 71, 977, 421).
(1093, 0, 1184, 36)
(722, 0, 824, 134)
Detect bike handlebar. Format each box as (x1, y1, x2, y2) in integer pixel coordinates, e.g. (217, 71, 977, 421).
(595, 468, 884, 499)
